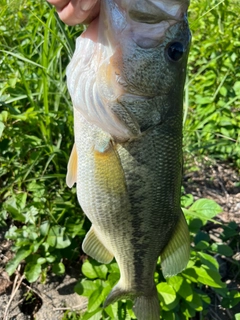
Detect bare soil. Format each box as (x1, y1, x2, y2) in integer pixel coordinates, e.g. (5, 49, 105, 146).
(0, 160, 239, 320)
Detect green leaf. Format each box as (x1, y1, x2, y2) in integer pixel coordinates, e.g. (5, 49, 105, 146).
(198, 252, 219, 271)
(211, 243, 234, 256)
(46, 225, 71, 249)
(81, 308, 102, 320)
(0, 121, 5, 138)
(46, 255, 56, 263)
(88, 287, 105, 313)
(168, 276, 193, 302)
(167, 275, 183, 292)
(4, 197, 25, 222)
(221, 290, 240, 308)
(40, 221, 50, 236)
(199, 292, 211, 306)
(5, 226, 18, 240)
(74, 279, 99, 297)
(181, 194, 194, 208)
(157, 282, 177, 306)
(24, 263, 42, 282)
(126, 301, 136, 319)
(219, 86, 227, 97)
(183, 267, 226, 288)
(82, 260, 108, 280)
(195, 96, 213, 105)
(189, 199, 222, 220)
(222, 223, 239, 240)
(188, 218, 203, 234)
(65, 217, 85, 237)
(52, 262, 65, 275)
(161, 311, 176, 320)
(27, 181, 45, 195)
(233, 81, 240, 94)
(117, 302, 131, 320)
(6, 246, 32, 276)
(194, 231, 210, 245)
(181, 268, 198, 284)
(108, 272, 120, 287)
(24, 206, 38, 224)
(181, 301, 196, 318)
(195, 241, 210, 250)
(17, 193, 27, 210)
(0, 110, 8, 122)
(37, 257, 47, 265)
(178, 280, 193, 302)
(107, 262, 120, 274)
(235, 314, 240, 320)
(105, 302, 119, 318)
(187, 292, 203, 311)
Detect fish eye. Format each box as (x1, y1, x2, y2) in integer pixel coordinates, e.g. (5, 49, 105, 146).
(167, 42, 184, 62)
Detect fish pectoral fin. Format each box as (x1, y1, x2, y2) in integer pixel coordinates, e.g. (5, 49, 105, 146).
(94, 136, 127, 196)
(66, 143, 78, 188)
(82, 226, 114, 264)
(161, 210, 190, 278)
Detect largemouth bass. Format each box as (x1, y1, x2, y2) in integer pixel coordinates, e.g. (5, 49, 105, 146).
(66, 0, 191, 319)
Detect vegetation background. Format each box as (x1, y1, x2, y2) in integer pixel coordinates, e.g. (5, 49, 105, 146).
(0, 0, 239, 319)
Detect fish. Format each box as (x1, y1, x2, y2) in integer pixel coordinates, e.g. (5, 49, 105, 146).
(66, 0, 191, 319)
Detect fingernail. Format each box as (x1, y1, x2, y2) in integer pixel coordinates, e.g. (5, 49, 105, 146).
(80, 0, 97, 11)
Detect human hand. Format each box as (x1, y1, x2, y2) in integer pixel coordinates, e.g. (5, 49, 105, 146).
(47, 0, 100, 25)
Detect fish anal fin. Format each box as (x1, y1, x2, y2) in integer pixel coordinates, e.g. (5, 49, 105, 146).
(66, 143, 78, 188)
(104, 282, 160, 320)
(161, 210, 190, 278)
(104, 283, 132, 308)
(82, 226, 114, 264)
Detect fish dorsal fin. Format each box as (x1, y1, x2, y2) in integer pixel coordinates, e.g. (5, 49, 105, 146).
(161, 210, 190, 278)
(82, 226, 114, 264)
(66, 143, 78, 188)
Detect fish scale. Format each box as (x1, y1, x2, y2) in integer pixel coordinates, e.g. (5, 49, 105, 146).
(66, 0, 191, 319)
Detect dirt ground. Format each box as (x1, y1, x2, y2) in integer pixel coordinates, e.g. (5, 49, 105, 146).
(0, 160, 239, 320)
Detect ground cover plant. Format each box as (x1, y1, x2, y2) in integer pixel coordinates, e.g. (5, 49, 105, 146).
(0, 0, 239, 319)
(184, 0, 240, 168)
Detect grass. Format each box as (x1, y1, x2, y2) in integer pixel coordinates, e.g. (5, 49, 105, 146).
(184, 0, 240, 167)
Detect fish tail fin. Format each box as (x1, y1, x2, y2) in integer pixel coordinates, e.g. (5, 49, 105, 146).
(104, 282, 160, 320)
(133, 290, 160, 320)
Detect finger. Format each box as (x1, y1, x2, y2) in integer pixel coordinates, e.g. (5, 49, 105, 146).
(52, 0, 100, 26)
(47, 0, 70, 12)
